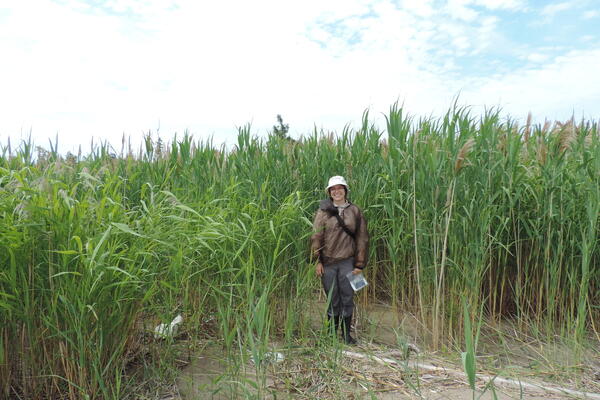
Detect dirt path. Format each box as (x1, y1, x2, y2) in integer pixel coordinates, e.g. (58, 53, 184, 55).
(174, 298, 600, 399)
(176, 343, 599, 399)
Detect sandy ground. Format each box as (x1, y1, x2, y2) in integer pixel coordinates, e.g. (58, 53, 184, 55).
(175, 345, 591, 399)
(172, 297, 600, 399)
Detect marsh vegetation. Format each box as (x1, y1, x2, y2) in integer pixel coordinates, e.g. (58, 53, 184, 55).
(1, 105, 599, 398)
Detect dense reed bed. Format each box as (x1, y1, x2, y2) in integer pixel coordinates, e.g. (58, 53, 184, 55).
(1, 105, 598, 398)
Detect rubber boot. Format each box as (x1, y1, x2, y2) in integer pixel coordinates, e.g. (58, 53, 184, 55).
(334, 315, 341, 335)
(342, 316, 356, 344)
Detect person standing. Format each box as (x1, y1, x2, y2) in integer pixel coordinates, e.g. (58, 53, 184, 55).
(310, 176, 369, 344)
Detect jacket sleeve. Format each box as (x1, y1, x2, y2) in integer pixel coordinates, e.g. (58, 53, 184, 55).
(310, 209, 326, 263)
(354, 208, 369, 269)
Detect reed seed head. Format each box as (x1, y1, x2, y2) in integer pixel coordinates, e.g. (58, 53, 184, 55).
(455, 138, 475, 173)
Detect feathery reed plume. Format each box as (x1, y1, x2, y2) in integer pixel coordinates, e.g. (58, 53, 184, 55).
(414, 129, 422, 142)
(584, 133, 593, 148)
(558, 117, 576, 153)
(326, 131, 335, 144)
(381, 138, 389, 159)
(542, 120, 551, 134)
(537, 136, 547, 165)
(455, 138, 475, 173)
(497, 131, 507, 154)
(581, 120, 597, 148)
(524, 112, 532, 143)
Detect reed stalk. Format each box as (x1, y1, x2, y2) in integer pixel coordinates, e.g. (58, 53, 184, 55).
(1, 106, 598, 397)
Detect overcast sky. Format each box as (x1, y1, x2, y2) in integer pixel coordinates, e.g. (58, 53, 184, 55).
(1, 0, 599, 153)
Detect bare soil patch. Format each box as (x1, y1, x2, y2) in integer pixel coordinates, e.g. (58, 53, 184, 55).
(173, 298, 600, 399)
(177, 342, 597, 399)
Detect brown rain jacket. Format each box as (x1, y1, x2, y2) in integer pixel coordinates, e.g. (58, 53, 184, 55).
(310, 202, 369, 268)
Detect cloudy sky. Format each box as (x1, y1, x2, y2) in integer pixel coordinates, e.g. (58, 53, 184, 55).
(1, 0, 599, 153)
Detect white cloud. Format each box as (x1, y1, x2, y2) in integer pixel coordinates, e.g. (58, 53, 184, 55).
(401, 0, 435, 17)
(0, 0, 598, 154)
(446, 0, 480, 21)
(541, 1, 575, 17)
(472, 0, 525, 10)
(526, 52, 550, 63)
(472, 16, 499, 53)
(443, 0, 526, 17)
(582, 10, 599, 19)
(2, 0, 328, 150)
(55, 0, 178, 17)
(460, 48, 600, 122)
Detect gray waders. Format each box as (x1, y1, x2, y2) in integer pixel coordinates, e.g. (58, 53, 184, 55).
(321, 257, 357, 344)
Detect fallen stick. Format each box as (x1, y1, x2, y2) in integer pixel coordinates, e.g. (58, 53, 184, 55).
(342, 350, 600, 399)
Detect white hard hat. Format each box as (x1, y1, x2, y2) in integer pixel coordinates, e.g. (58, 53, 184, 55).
(326, 176, 349, 192)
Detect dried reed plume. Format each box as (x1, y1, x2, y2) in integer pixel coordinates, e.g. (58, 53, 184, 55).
(325, 132, 335, 144)
(580, 121, 596, 148)
(497, 131, 507, 154)
(584, 133, 594, 148)
(542, 120, 551, 134)
(537, 136, 547, 165)
(455, 138, 475, 173)
(381, 138, 389, 159)
(524, 112, 532, 143)
(413, 129, 422, 142)
(557, 117, 576, 153)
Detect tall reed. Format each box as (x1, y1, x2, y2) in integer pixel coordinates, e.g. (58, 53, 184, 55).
(1, 104, 598, 397)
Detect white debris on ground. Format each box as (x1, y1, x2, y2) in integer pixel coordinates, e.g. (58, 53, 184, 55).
(154, 314, 184, 339)
(250, 351, 285, 366)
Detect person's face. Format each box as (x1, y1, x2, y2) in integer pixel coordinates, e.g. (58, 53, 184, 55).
(329, 185, 346, 203)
